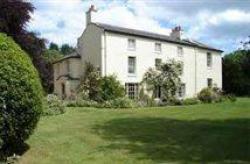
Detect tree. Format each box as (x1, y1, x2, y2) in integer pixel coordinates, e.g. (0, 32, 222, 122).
(49, 42, 59, 51)
(100, 75, 125, 101)
(61, 44, 75, 55)
(142, 60, 182, 101)
(0, 0, 50, 92)
(78, 62, 102, 101)
(222, 50, 250, 96)
(43, 49, 63, 63)
(0, 33, 43, 155)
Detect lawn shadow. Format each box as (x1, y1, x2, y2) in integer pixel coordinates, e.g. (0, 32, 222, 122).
(93, 117, 250, 163)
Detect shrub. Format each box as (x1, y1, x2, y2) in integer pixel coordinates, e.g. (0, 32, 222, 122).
(105, 97, 136, 108)
(224, 94, 237, 102)
(43, 95, 65, 116)
(197, 87, 223, 103)
(138, 88, 157, 107)
(0, 34, 43, 150)
(183, 98, 200, 105)
(66, 99, 98, 107)
(100, 75, 125, 101)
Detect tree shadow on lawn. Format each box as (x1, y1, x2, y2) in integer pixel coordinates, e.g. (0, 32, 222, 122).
(93, 117, 250, 163)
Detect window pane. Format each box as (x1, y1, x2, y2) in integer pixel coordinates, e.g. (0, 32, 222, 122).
(155, 58, 162, 70)
(178, 47, 183, 56)
(155, 43, 161, 52)
(128, 39, 135, 49)
(125, 83, 139, 99)
(207, 52, 212, 67)
(178, 83, 186, 97)
(128, 57, 136, 74)
(207, 78, 213, 87)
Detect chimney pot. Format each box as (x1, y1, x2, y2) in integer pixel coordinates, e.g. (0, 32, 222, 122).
(170, 26, 182, 40)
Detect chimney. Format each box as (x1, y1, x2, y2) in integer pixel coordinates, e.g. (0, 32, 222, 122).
(86, 5, 97, 26)
(170, 26, 182, 40)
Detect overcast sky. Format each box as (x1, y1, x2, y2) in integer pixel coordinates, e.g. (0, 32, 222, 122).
(28, 0, 250, 54)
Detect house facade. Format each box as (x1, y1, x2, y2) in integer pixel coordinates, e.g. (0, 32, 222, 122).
(53, 5, 223, 99)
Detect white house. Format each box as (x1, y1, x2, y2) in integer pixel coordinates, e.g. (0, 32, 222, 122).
(53, 5, 223, 99)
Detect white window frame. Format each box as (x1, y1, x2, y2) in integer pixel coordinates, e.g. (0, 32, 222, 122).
(155, 43, 162, 53)
(128, 56, 136, 75)
(207, 52, 212, 68)
(177, 46, 183, 57)
(128, 38, 136, 50)
(125, 83, 139, 99)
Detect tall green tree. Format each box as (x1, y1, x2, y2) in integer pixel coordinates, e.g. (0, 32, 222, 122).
(49, 42, 59, 51)
(223, 50, 250, 96)
(0, 0, 51, 92)
(61, 44, 75, 55)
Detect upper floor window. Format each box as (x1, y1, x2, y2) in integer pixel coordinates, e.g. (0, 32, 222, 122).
(128, 38, 136, 50)
(207, 78, 213, 87)
(128, 56, 136, 74)
(207, 52, 212, 67)
(177, 46, 183, 56)
(155, 58, 162, 70)
(155, 43, 162, 52)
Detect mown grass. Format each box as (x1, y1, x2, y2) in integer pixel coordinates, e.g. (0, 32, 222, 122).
(19, 98, 250, 164)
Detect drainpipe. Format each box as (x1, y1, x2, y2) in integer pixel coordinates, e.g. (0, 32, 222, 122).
(104, 31, 107, 76)
(194, 47, 197, 94)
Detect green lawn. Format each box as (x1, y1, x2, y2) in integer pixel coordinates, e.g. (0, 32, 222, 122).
(19, 98, 250, 164)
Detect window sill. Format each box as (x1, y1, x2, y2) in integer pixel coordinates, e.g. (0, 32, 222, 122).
(207, 66, 212, 70)
(127, 48, 136, 51)
(128, 74, 137, 77)
(154, 51, 162, 54)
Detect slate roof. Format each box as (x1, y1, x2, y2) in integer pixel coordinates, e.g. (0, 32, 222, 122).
(53, 52, 81, 64)
(93, 22, 223, 52)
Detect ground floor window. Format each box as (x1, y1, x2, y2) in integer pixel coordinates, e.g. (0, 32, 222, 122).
(61, 83, 66, 99)
(207, 78, 213, 87)
(154, 86, 161, 98)
(125, 83, 139, 99)
(178, 83, 186, 98)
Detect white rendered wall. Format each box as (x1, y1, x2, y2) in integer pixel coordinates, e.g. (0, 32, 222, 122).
(103, 32, 222, 98)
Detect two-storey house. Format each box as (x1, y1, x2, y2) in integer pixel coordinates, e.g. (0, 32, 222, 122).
(53, 5, 223, 99)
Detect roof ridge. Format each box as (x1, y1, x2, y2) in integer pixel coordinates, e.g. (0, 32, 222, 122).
(91, 22, 223, 52)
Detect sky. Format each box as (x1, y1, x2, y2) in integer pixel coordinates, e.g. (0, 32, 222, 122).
(28, 0, 250, 54)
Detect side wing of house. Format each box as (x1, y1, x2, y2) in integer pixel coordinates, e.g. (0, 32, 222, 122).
(77, 24, 103, 75)
(53, 56, 81, 99)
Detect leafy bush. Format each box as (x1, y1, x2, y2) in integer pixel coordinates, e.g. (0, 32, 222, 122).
(138, 88, 157, 107)
(100, 75, 125, 101)
(197, 88, 215, 103)
(43, 94, 65, 116)
(0, 33, 43, 149)
(78, 62, 102, 102)
(66, 99, 98, 107)
(224, 94, 237, 102)
(183, 98, 200, 105)
(197, 87, 223, 103)
(104, 97, 136, 108)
